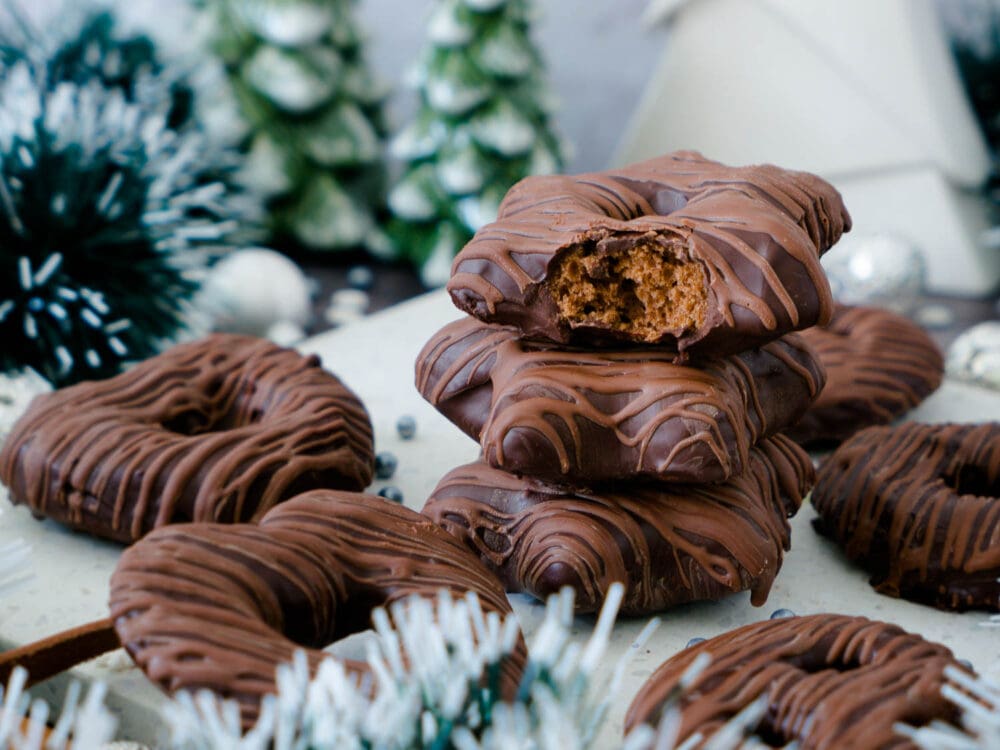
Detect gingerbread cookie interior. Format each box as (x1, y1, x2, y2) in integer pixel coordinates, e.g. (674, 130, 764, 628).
(547, 238, 708, 342)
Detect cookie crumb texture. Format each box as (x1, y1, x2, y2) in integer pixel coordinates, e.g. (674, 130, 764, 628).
(548, 240, 707, 342)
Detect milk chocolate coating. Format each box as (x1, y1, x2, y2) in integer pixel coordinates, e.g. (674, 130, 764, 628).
(109, 491, 525, 726)
(624, 613, 967, 749)
(416, 318, 825, 484)
(812, 422, 1000, 611)
(448, 151, 849, 355)
(423, 436, 813, 615)
(786, 305, 943, 448)
(0, 334, 374, 543)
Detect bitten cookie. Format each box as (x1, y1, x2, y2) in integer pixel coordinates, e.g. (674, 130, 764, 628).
(416, 318, 825, 484)
(448, 151, 850, 357)
(110, 491, 525, 727)
(0, 334, 374, 543)
(812, 422, 1000, 611)
(786, 305, 943, 448)
(423, 435, 813, 615)
(625, 614, 968, 749)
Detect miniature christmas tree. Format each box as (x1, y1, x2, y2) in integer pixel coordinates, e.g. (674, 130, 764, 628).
(203, 0, 391, 256)
(388, 0, 566, 286)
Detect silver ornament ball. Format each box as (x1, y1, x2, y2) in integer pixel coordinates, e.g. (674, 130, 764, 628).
(822, 232, 926, 310)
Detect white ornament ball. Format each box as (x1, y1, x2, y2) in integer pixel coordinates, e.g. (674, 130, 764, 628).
(946, 322, 1000, 390)
(821, 232, 926, 310)
(199, 248, 313, 336)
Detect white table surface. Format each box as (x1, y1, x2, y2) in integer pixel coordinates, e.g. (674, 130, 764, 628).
(2, 289, 999, 747)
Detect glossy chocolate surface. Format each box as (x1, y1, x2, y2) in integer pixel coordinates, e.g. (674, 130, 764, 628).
(625, 613, 966, 749)
(423, 436, 813, 615)
(0, 334, 374, 542)
(416, 318, 824, 483)
(812, 422, 1000, 611)
(110, 491, 525, 726)
(448, 151, 849, 356)
(787, 305, 943, 448)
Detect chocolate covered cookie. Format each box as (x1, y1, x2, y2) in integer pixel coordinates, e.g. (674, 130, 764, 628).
(625, 614, 968, 749)
(110, 491, 525, 727)
(424, 436, 813, 614)
(448, 151, 850, 357)
(416, 318, 825, 484)
(812, 422, 1000, 611)
(0, 334, 374, 543)
(786, 305, 943, 448)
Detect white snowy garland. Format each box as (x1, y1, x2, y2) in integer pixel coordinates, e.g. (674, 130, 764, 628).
(0, 668, 116, 750)
(5, 580, 996, 749)
(897, 665, 1000, 749)
(164, 584, 657, 750)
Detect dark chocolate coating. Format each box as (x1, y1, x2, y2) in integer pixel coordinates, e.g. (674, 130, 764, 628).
(786, 305, 943, 448)
(416, 318, 825, 484)
(448, 150, 849, 355)
(0, 334, 374, 543)
(812, 422, 1000, 611)
(624, 613, 967, 749)
(423, 436, 813, 615)
(109, 491, 525, 727)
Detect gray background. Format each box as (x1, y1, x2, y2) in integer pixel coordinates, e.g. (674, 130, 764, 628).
(23, 0, 664, 173)
(357, 0, 662, 172)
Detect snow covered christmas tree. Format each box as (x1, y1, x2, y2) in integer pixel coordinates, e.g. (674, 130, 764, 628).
(388, 0, 566, 286)
(205, 0, 391, 255)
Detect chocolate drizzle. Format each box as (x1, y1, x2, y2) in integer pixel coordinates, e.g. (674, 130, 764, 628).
(624, 614, 967, 749)
(423, 436, 814, 615)
(786, 305, 944, 448)
(448, 151, 849, 355)
(0, 334, 375, 543)
(812, 422, 1000, 611)
(109, 491, 525, 727)
(415, 318, 825, 483)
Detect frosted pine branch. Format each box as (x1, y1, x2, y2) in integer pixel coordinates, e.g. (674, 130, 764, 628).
(896, 665, 1000, 749)
(0, 667, 116, 750)
(165, 584, 657, 750)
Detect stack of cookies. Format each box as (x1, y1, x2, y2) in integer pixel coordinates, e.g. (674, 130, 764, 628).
(417, 151, 851, 615)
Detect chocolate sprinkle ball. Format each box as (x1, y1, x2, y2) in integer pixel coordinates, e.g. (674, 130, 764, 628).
(416, 318, 825, 484)
(625, 614, 968, 749)
(448, 151, 850, 357)
(0, 334, 375, 543)
(423, 436, 814, 615)
(812, 422, 1000, 611)
(786, 305, 944, 448)
(109, 491, 525, 727)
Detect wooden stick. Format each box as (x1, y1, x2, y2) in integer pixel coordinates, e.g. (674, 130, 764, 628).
(0, 618, 118, 689)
